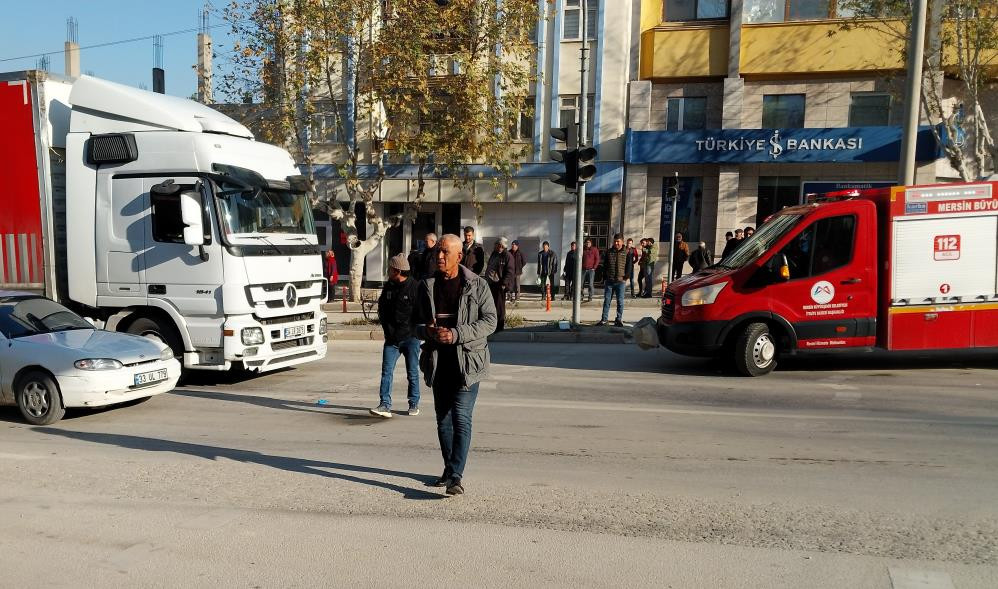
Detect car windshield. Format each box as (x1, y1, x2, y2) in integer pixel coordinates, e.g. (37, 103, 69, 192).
(718, 214, 803, 269)
(212, 164, 315, 236)
(0, 296, 93, 338)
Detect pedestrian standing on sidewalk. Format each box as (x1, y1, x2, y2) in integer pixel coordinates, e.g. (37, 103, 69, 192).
(485, 237, 514, 332)
(721, 228, 744, 259)
(408, 233, 438, 281)
(637, 238, 648, 298)
(744, 226, 755, 238)
(324, 249, 339, 302)
(461, 226, 485, 275)
(562, 241, 577, 300)
(508, 240, 526, 303)
(582, 238, 600, 302)
(689, 241, 713, 272)
(537, 241, 559, 300)
(415, 234, 497, 496)
(625, 238, 639, 298)
(597, 233, 629, 327)
(642, 238, 658, 297)
(672, 233, 690, 281)
(369, 254, 421, 418)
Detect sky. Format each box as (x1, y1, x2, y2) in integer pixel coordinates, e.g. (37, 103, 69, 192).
(0, 1, 239, 99)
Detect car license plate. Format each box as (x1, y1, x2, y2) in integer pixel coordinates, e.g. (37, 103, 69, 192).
(283, 325, 307, 339)
(134, 369, 169, 387)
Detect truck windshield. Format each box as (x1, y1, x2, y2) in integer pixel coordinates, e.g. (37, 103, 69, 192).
(0, 296, 93, 339)
(718, 214, 803, 269)
(211, 164, 316, 236)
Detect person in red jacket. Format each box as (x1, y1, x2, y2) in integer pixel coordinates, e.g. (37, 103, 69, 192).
(324, 250, 339, 302)
(581, 238, 601, 303)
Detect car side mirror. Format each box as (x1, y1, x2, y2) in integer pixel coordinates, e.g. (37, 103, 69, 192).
(180, 191, 205, 247)
(778, 254, 790, 281)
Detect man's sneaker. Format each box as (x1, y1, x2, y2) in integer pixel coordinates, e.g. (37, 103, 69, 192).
(445, 478, 465, 495)
(407, 404, 420, 416)
(595, 320, 607, 327)
(614, 319, 625, 327)
(369, 404, 392, 418)
(428, 473, 451, 487)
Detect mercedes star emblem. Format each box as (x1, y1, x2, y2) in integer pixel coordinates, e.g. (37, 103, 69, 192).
(284, 284, 298, 308)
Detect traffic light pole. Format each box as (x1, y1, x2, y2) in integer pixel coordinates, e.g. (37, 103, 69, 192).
(572, 0, 590, 325)
(664, 173, 679, 287)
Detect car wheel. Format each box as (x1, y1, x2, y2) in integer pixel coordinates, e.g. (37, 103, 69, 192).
(126, 317, 182, 360)
(16, 370, 66, 425)
(734, 322, 777, 377)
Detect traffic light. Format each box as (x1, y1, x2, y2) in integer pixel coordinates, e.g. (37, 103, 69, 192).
(577, 145, 598, 185)
(549, 124, 580, 192)
(665, 175, 679, 200)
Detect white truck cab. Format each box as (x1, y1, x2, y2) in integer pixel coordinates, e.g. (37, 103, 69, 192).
(5, 71, 327, 372)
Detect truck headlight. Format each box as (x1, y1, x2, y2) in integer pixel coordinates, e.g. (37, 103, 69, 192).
(74, 358, 123, 371)
(681, 282, 727, 307)
(319, 317, 327, 333)
(241, 327, 265, 345)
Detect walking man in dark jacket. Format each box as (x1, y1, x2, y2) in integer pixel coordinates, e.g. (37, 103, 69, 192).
(415, 234, 497, 496)
(689, 241, 713, 272)
(562, 241, 577, 300)
(461, 226, 485, 275)
(537, 241, 559, 299)
(484, 237, 514, 331)
(508, 240, 526, 302)
(597, 234, 629, 327)
(408, 233, 438, 280)
(370, 254, 421, 418)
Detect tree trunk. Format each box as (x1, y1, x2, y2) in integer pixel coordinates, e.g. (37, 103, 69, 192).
(348, 238, 378, 302)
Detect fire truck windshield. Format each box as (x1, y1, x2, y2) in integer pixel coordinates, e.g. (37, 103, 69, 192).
(718, 214, 803, 269)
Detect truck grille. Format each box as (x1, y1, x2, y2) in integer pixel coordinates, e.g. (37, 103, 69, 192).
(255, 312, 315, 326)
(273, 336, 314, 351)
(662, 288, 676, 322)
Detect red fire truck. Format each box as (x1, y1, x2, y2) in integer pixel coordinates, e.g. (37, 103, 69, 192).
(656, 181, 998, 375)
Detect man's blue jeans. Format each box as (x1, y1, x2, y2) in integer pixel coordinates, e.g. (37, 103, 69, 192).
(433, 381, 480, 480)
(378, 337, 421, 409)
(601, 280, 626, 322)
(583, 269, 596, 300)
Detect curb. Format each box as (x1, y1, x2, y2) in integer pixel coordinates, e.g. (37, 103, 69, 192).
(328, 329, 632, 344)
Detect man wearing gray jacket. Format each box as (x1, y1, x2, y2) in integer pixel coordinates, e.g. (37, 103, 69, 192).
(415, 234, 497, 496)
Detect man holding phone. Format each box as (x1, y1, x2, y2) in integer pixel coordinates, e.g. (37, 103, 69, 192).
(414, 234, 497, 496)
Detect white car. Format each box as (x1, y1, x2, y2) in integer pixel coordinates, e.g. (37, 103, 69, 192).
(0, 292, 181, 425)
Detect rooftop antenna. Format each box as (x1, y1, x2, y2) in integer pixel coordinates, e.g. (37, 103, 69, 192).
(196, 4, 213, 103)
(152, 35, 165, 93)
(66, 17, 78, 44)
(64, 17, 80, 77)
(36, 55, 50, 72)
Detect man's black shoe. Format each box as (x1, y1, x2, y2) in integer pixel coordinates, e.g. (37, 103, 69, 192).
(428, 474, 451, 487)
(595, 320, 607, 327)
(445, 478, 465, 495)
(614, 319, 625, 327)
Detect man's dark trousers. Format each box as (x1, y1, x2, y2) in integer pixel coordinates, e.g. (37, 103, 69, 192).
(433, 381, 480, 481)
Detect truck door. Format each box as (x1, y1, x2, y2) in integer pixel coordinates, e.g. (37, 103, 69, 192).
(764, 210, 877, 350)
(138, 176, 225, 349)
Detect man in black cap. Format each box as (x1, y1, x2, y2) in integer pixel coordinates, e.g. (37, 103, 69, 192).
(370, 253, 421, 418)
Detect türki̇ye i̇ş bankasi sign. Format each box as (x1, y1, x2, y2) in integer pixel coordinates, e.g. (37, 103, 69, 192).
(625, 126, 944, 164)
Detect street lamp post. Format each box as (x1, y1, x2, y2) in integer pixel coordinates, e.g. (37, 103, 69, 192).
(898, 0, 928, 186)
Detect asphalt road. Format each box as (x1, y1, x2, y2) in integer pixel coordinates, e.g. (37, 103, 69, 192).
(2, 342, 997, 588)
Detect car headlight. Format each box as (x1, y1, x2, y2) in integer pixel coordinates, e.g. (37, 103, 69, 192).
(319, 317, 327, 333)
(74, 358, 123, 371)
(159, 347, 175, 361)
(680, 282, 727, 307)
(241, 327, 265, 345)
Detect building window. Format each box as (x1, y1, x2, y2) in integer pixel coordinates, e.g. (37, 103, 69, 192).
(660, 177, 703, 243)
(311, 101, 349, 144)
(666, 97, 707, 130)
(762, 94, 805, 128)
(665, 0, 728, 21)
(744, 0, 842, 22)
(511, 99, 534, 142)
(756, 176, 801, 226)
(848, 93, 892, 126)
(563, 0, 598, 41)
(558, 95, 595, 142)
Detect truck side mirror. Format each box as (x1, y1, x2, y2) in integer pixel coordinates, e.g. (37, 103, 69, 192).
(180, 191, 205, 247)
(778, 254, 791, 281)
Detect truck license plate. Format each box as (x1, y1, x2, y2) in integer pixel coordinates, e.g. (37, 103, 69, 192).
(283, 325, 307, 339)
(134, 369, 169, 387)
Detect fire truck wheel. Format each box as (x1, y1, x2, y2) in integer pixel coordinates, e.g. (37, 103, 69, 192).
(734, 322, 777, 376)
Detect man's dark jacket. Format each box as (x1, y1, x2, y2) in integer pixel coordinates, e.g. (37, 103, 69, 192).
(510, 248, 527, 276)
(461, 241, 486, 274)
(603, 246, 630, 283)
(377, 278, 419, 344)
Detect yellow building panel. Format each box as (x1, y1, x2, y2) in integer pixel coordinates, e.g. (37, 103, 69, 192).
(641, 0, 662, 33)
(740, 22, 902, 75)
(640, 27, 730, 80)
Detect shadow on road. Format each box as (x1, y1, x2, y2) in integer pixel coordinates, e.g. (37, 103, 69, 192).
(33, 428, 444, 500)
(169, 389, 394, 423)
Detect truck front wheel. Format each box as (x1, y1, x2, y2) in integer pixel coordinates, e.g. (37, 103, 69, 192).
(125, 317, 182, 361)
(734, 322, 777, 376)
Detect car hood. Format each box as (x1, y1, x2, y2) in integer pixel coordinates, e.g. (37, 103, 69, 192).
(15, 329, 165, 364)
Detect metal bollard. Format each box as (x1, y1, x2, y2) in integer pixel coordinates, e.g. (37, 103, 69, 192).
(342, 286, 348, 313)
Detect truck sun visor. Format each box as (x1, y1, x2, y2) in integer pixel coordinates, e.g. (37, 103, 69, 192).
(86, 133, 139, 165)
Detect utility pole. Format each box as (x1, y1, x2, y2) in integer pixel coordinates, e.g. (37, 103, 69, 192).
(572, 0, 590, 325)
(898, 0, 928, 186)
(664, 173, 678, 287)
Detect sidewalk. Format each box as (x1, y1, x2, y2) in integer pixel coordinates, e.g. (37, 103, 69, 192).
(323, 292, 660, 343)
